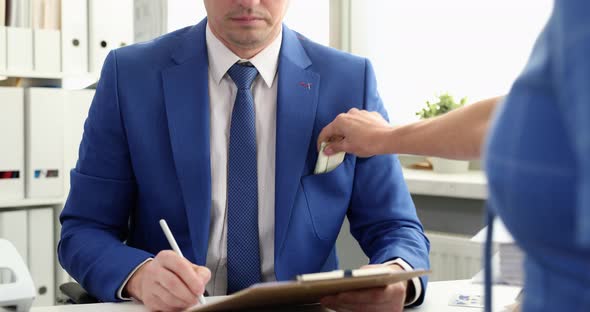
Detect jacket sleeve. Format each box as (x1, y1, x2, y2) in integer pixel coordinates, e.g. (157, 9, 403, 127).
(58, 50, 153, 302)
(347, 59, 430, 306)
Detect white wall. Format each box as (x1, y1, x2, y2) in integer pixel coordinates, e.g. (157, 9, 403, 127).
(350, 0, 553, 125)
(285, 0, 330, 45)
(166, 0, 206, 32)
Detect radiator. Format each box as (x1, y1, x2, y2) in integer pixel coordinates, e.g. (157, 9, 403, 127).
(427, 232, 484, 281)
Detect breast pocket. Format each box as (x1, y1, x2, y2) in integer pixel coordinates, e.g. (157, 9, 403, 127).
(300, 157, 354, 241)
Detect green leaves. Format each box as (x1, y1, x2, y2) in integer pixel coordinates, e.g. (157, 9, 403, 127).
(416, 93, 467, 119)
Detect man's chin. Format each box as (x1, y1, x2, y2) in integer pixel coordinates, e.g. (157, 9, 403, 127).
(228, 33, 271, 49)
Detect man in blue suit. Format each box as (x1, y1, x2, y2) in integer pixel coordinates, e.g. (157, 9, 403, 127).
(58, 1, 429, 311)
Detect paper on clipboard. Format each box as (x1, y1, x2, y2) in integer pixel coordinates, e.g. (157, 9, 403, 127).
(185, 269, 429, 312)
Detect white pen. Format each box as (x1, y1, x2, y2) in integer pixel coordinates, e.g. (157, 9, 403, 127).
(159, 219, 207, 305)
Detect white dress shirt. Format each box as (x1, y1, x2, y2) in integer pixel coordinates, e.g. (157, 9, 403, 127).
(118, 22, 421, 304)
(204, 23, 280, 296)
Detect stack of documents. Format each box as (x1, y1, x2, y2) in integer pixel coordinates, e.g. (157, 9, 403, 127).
(471, 218, 524, 286)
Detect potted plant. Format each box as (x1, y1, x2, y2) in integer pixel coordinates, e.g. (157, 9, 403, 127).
(416, 93, 470, 173)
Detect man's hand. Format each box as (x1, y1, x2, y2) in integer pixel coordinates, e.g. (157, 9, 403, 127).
(320, 264, 409, 312)
(125, 250, 211, 312)
(318, 108, 394, 158)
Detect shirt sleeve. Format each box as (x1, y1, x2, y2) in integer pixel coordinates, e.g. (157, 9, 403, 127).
(382, 258, 422, 306)
(116, 258, 153, 300)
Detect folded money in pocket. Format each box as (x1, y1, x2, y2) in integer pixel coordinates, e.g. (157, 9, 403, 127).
(314, 142, 346, 174)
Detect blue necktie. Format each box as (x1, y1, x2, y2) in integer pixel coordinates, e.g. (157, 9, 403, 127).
(226, 63, 262, 294)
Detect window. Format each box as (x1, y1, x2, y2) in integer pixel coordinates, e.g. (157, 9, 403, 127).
(350, 0, 553, 125)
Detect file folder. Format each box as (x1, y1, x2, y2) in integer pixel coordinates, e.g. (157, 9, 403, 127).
(27, 207, 55, 306)
(63, 89, 94, 192)
(0, 210, 28, 284)
(25, 88, 64, 199)
(42, 0, 61, 30)
(134, 0, 165, 43)
(7, 0, 31, 28)
(88, 0, 134, 73)
(0, 27, 5, 72)
(0, 0, 5, 28)
(31, 0, 61, 30)
(34, 29, 61, 73)
(61, 0, 88, 74)
(0, 87, 25, 201)
(32, 0, 43, 29)
(6, 27, 34, 72)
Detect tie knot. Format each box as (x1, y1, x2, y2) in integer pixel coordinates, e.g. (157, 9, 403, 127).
(228, 63, 259, 90)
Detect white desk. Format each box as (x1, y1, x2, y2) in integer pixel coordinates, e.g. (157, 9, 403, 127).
(413, 280, 520, 312)
(25, 280, 520, 312)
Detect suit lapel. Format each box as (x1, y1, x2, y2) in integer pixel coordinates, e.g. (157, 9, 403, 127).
(161, 20, 211, 265)
(275, 27, 320, 265)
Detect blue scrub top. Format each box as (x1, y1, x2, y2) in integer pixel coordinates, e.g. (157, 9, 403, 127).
(485, 1, 590, 311)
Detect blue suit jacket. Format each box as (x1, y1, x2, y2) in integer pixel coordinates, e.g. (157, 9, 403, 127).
(58, 20, 429, 303)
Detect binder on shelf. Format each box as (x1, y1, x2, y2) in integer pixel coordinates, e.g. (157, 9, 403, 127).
(63, 89, 94, 191)
(25, 88, 64, 199)
(0, 210, 28, 284)
(0, 87, 25, 201)
(0, 0, 5, 26)
(7, 0, 31, 28)
(6, 27, 34, 72)
(134, 0, 166, 43)
(88, 0, 134, 73)
(42, 0, 61, 30)
(136, 0, 205, 41)
(32, 0, 61, 30)
(0, 27, 6, 72)
(33, 29, 61, 73)
(32, 0, 44, 29)
(61, 0, 88, 74)
(32, 0, 61, 73)
(27, 207, 55, 306)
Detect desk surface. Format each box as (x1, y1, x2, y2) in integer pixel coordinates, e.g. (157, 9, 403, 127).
(26, 280, 520, 312)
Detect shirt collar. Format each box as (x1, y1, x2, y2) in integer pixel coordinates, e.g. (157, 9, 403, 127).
(206, 23, 282, 88)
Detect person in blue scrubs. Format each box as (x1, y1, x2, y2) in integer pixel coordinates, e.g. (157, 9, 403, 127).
(318, 1, 590, 311)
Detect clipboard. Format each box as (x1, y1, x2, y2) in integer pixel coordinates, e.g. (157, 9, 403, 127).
(186, 268, 429, 311)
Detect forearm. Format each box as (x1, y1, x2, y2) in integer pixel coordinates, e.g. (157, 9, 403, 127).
(384, 96, 502, 160)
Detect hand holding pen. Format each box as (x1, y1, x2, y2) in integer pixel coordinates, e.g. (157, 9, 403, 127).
(160, 219, 207, 305)
(123, 220, 210, 312)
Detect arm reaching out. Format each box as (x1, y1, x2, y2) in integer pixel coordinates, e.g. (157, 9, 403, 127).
(319, 96, 502, 160)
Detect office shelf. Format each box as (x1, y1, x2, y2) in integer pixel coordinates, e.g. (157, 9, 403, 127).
(0, 71, 65, 80)
(0, 71, 100, 81)
(0, 198, 64, 209)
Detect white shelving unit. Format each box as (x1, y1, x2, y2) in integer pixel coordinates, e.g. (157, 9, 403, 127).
(0, 76, 96, 306)
(0, 71, 65, 80)
(0, 71, 100, 84)
(0, 198, 64, 210)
